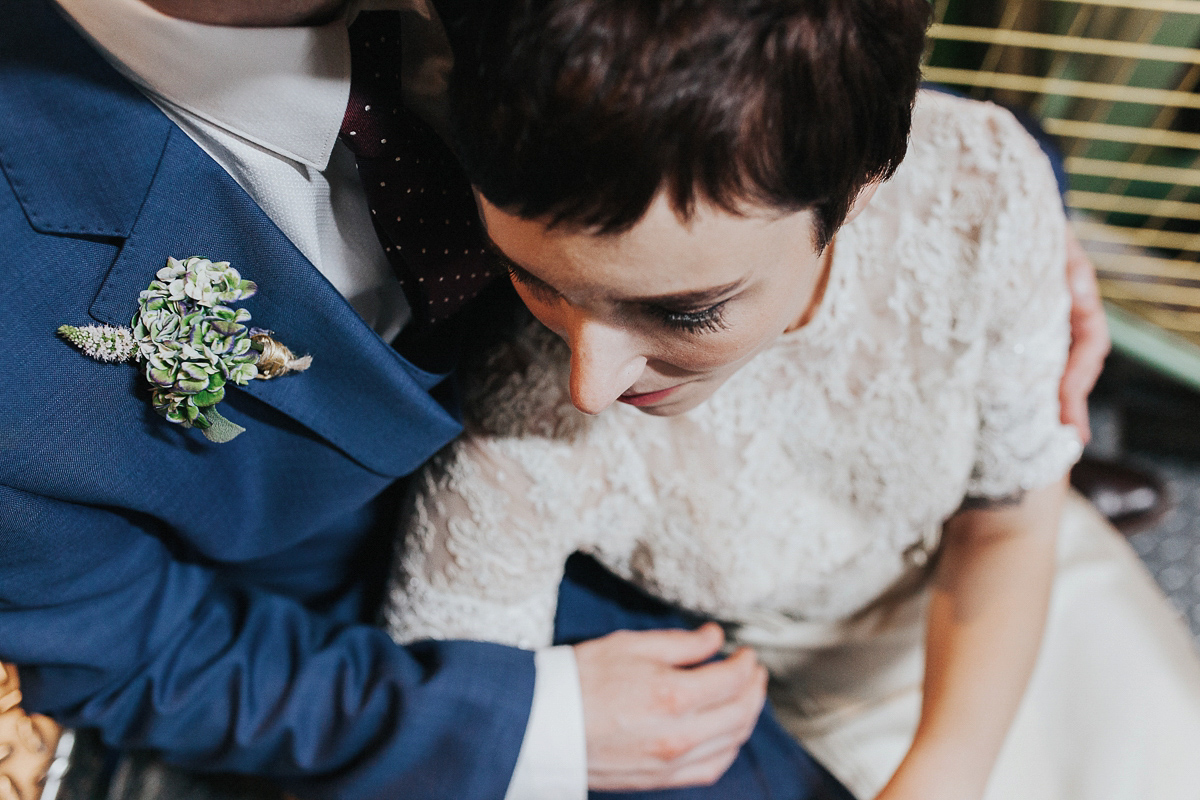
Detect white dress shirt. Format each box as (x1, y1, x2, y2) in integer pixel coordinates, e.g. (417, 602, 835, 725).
(51, 1, 586, 797)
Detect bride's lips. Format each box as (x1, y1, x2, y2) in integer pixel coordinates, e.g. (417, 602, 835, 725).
(618, 384, 683, 406)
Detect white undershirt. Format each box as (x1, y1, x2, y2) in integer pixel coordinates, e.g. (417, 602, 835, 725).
(52, 1, 585, 796)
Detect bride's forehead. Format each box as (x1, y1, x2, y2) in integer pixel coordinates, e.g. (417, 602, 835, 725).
(485, 194, 816, 289)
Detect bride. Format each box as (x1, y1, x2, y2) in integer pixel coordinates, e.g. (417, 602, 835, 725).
(387, 1, 1200, 797)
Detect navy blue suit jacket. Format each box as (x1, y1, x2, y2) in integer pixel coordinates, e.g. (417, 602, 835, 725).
(0, 4, 853, 799)
(0, 4, 530, 798)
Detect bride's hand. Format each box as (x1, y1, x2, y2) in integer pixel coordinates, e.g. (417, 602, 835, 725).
(575, 622, 767, 791)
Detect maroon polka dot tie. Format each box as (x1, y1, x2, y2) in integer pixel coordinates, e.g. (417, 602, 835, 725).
(340, 11, 500, 330)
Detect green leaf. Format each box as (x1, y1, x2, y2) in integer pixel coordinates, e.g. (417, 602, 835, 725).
(201, 406, 246, 443)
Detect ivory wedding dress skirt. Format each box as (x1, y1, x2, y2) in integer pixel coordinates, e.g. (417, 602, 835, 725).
(385, 91, 1200, 798)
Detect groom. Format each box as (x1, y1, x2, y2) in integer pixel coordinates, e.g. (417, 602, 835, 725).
(0, 1, 1110, 799)
(0, 1, 854, 799)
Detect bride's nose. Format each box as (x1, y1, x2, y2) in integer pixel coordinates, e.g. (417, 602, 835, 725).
(566, 313, 647, 415)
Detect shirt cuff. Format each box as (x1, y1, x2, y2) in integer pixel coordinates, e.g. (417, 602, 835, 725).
(503, 645, 587, 800)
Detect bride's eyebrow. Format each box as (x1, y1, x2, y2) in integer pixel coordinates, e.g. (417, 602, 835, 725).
(484, 235, 746, 307)
(640, 279, 746, 307)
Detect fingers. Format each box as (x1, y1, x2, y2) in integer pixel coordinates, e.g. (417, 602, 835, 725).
(578, 627, 769, 792)
(653, 659, 767, 767)
(1059, 387, 1091, 446)
(657, 646, 762, 715)
(585, 651, 766, 790)
(1059, 226, 1111, 442)
(588, 742, 743, 791)
(1064, 228, 1100, 300)
(619, 621, 725, 666)
(653, 744, 742, 788)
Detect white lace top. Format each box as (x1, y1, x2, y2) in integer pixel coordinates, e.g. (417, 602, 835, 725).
(384, 91, 1083, 650)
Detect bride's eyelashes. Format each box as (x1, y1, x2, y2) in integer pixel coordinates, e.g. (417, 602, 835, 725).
(650, 301, 730, 334)
(504, 263, 558, 300)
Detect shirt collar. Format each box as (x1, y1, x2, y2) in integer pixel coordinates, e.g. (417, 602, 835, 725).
(54, 0, 406, 171)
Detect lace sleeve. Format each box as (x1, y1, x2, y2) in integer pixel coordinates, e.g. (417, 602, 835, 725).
(965, 108, 1083, 498)
(384, 325, 600, 650)
(384, 435, 584, 650)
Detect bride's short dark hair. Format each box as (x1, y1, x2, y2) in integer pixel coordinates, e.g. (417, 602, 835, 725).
(446, 0, 930, 248)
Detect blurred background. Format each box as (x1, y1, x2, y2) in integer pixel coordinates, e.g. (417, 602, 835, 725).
(926, 0, 1200, 645)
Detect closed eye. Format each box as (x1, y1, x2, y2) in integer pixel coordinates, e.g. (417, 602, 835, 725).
(504, 262, 559, 300)
(649, 301, 730, 334)
(488, 238, 735, 335)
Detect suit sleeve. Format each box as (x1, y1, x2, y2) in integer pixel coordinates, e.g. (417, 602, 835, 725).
(0, 483, 535, 800)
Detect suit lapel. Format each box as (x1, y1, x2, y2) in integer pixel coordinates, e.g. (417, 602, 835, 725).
(88, 126, 462, 477)
(3, 0, 461, 477)
(0, 0, 170, 239)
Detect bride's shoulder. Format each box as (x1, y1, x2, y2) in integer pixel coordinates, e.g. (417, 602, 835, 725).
(463, 317, 589, 440)
(848, 90, 1066, 344)
(905, 89, 1057, 198)
(870, 90, 1064, 279)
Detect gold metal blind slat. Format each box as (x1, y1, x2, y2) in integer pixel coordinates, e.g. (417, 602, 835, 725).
(1073, 218, 1200, 252)
(1047, 0, 1200, 14)
(929, 24, 1200, 64)
(1043, 118, 1200, 150)
(926, 0, 1200, 367)
(1090, 248, 1200, 279)
(1099, 278, 1200, 306)
(1065, 156, 1200, 187)
(1122, 304, 1200, 334)
(1068, 189, 1200, 220)
(922, 67, 1200, 110)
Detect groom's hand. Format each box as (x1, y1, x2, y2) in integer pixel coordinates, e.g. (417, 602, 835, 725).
(575, 622, 767, 790)
(1059, 225, 1110, 445)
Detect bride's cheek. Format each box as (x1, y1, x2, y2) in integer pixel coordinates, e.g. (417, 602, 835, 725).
(664, 326, 765, 374)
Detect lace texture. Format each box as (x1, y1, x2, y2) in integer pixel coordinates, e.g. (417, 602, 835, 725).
(385, 92, 1083, 648)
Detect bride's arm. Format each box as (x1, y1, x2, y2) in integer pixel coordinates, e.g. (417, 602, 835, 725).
(876, 476, 1068, 800)
(386, 435, 579, 649)
(390, 427, 770, 793)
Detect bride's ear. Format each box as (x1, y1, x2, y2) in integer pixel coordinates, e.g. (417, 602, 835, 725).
(843, 181, 881, 225)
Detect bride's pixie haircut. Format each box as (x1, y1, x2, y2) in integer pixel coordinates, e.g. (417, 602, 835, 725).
(446, 0, 931, 248)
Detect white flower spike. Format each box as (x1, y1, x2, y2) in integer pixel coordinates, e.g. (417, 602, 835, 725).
(57, 324, 137, 363)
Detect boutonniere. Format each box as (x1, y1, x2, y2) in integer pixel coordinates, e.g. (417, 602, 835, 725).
(58, 256, 311, 443)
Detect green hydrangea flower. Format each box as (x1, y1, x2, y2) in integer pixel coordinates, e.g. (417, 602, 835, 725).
(130, 257, 263, 439)
(60, 256, 308, 443)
